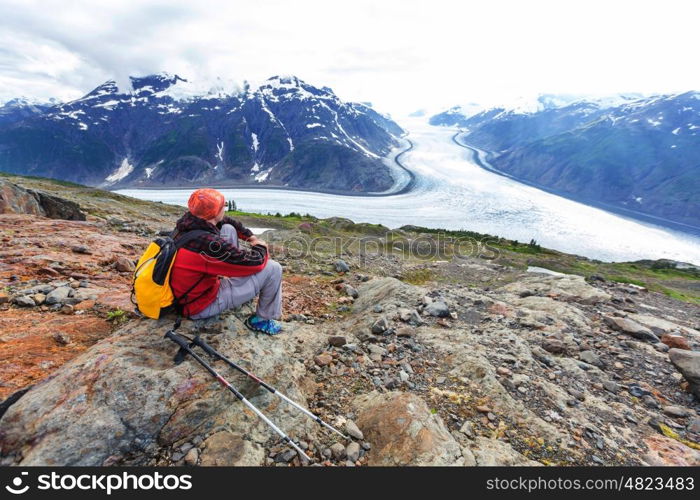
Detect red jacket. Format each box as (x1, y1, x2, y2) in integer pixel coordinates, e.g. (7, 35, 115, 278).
(170, 212, 268, 317)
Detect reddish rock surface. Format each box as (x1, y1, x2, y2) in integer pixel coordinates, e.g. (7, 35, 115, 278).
(0, 214, 340, 401)
(0, 214, 147, 288)
(661, 333, 691, 350)
(281, 274, 337, 319)
(0, 309, 112, 400)
(643, 435, 700, 466)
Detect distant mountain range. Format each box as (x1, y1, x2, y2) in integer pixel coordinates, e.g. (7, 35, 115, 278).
(431, 92, 700, 229)
(0, 74, 404, 193)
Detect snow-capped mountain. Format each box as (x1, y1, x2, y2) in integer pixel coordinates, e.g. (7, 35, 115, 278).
(434, 91, 700, 228)
(0, 97, 60, 128)
(0, 74, 404, 193)
(430, 93, 646, 127)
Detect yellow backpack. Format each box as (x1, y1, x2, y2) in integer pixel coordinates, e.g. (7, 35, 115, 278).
(131, 230, 207, 319)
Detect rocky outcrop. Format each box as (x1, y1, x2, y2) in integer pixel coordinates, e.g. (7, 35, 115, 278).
(353, 391, 462, 466)
(0, 313, 324, 466)
(499, 274, 611, 305)
(0, 179, 85, 220)
(0, 179, 44, 216)
(199, 431, 265, 466)
(28, 189, 85, 221)
(1, 230, 699, 467)
(468, 437, 542, 466)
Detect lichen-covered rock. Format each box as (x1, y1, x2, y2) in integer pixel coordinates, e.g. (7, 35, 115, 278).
(643, 435, 700, 466)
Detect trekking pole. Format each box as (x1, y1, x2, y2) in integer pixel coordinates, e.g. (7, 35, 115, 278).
(190, 335, 351, 441)
(164, 330, 311, 463)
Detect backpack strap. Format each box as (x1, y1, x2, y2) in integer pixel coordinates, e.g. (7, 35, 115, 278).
(171, 229, 212, 316)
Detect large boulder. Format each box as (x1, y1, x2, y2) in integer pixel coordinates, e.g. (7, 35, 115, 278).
(0, 179, 85, 220)
(0, 313, 321, 465)
(668, 349, 700, 398)
(0, 179, 43, 216)
(353, 391, 463, 466)
(499, 274, 611, 305)
(29, 189, 85, 221)
(604, 316, 660, 343)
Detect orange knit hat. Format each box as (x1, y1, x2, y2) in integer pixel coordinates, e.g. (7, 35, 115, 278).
(188, 188, 225, 220)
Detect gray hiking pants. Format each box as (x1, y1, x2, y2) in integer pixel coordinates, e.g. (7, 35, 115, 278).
(190, 224, 283, 320)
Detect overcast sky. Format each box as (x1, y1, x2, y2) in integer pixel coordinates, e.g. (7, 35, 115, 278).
(1, 0, 698, 116)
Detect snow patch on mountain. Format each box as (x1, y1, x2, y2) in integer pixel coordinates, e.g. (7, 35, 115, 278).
(93, 100, 121, 110)
(254, 167, 273, 182)
(105, 158, 134, 183)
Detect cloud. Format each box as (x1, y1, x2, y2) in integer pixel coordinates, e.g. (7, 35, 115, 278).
(0, 0, 698, 115)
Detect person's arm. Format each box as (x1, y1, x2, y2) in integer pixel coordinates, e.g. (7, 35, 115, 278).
(196, 237, 269, 277)
(219, 216, 253, 241)
(203, 246, 269, 277)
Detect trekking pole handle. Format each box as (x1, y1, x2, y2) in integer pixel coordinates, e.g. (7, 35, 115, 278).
(164, 330, 190, 349)
(192, 336, 220, 359)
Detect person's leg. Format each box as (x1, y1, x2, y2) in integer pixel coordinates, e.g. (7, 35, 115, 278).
(251, 260, 283, 320)
(221, 223, 282, 319)
(189, 275, 257, 319)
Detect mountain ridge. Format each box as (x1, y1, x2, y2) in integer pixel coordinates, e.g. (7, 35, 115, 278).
(0, 74, 405, 193)
(431, 91, 700, 228)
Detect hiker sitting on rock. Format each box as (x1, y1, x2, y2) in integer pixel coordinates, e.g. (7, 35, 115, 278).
(170, 188, 283, 335)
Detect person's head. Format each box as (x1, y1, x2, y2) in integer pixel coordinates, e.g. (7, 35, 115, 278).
(188, 188, 226, 224)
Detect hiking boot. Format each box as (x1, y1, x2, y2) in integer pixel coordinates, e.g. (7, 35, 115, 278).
(244, 314, 282, 336)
